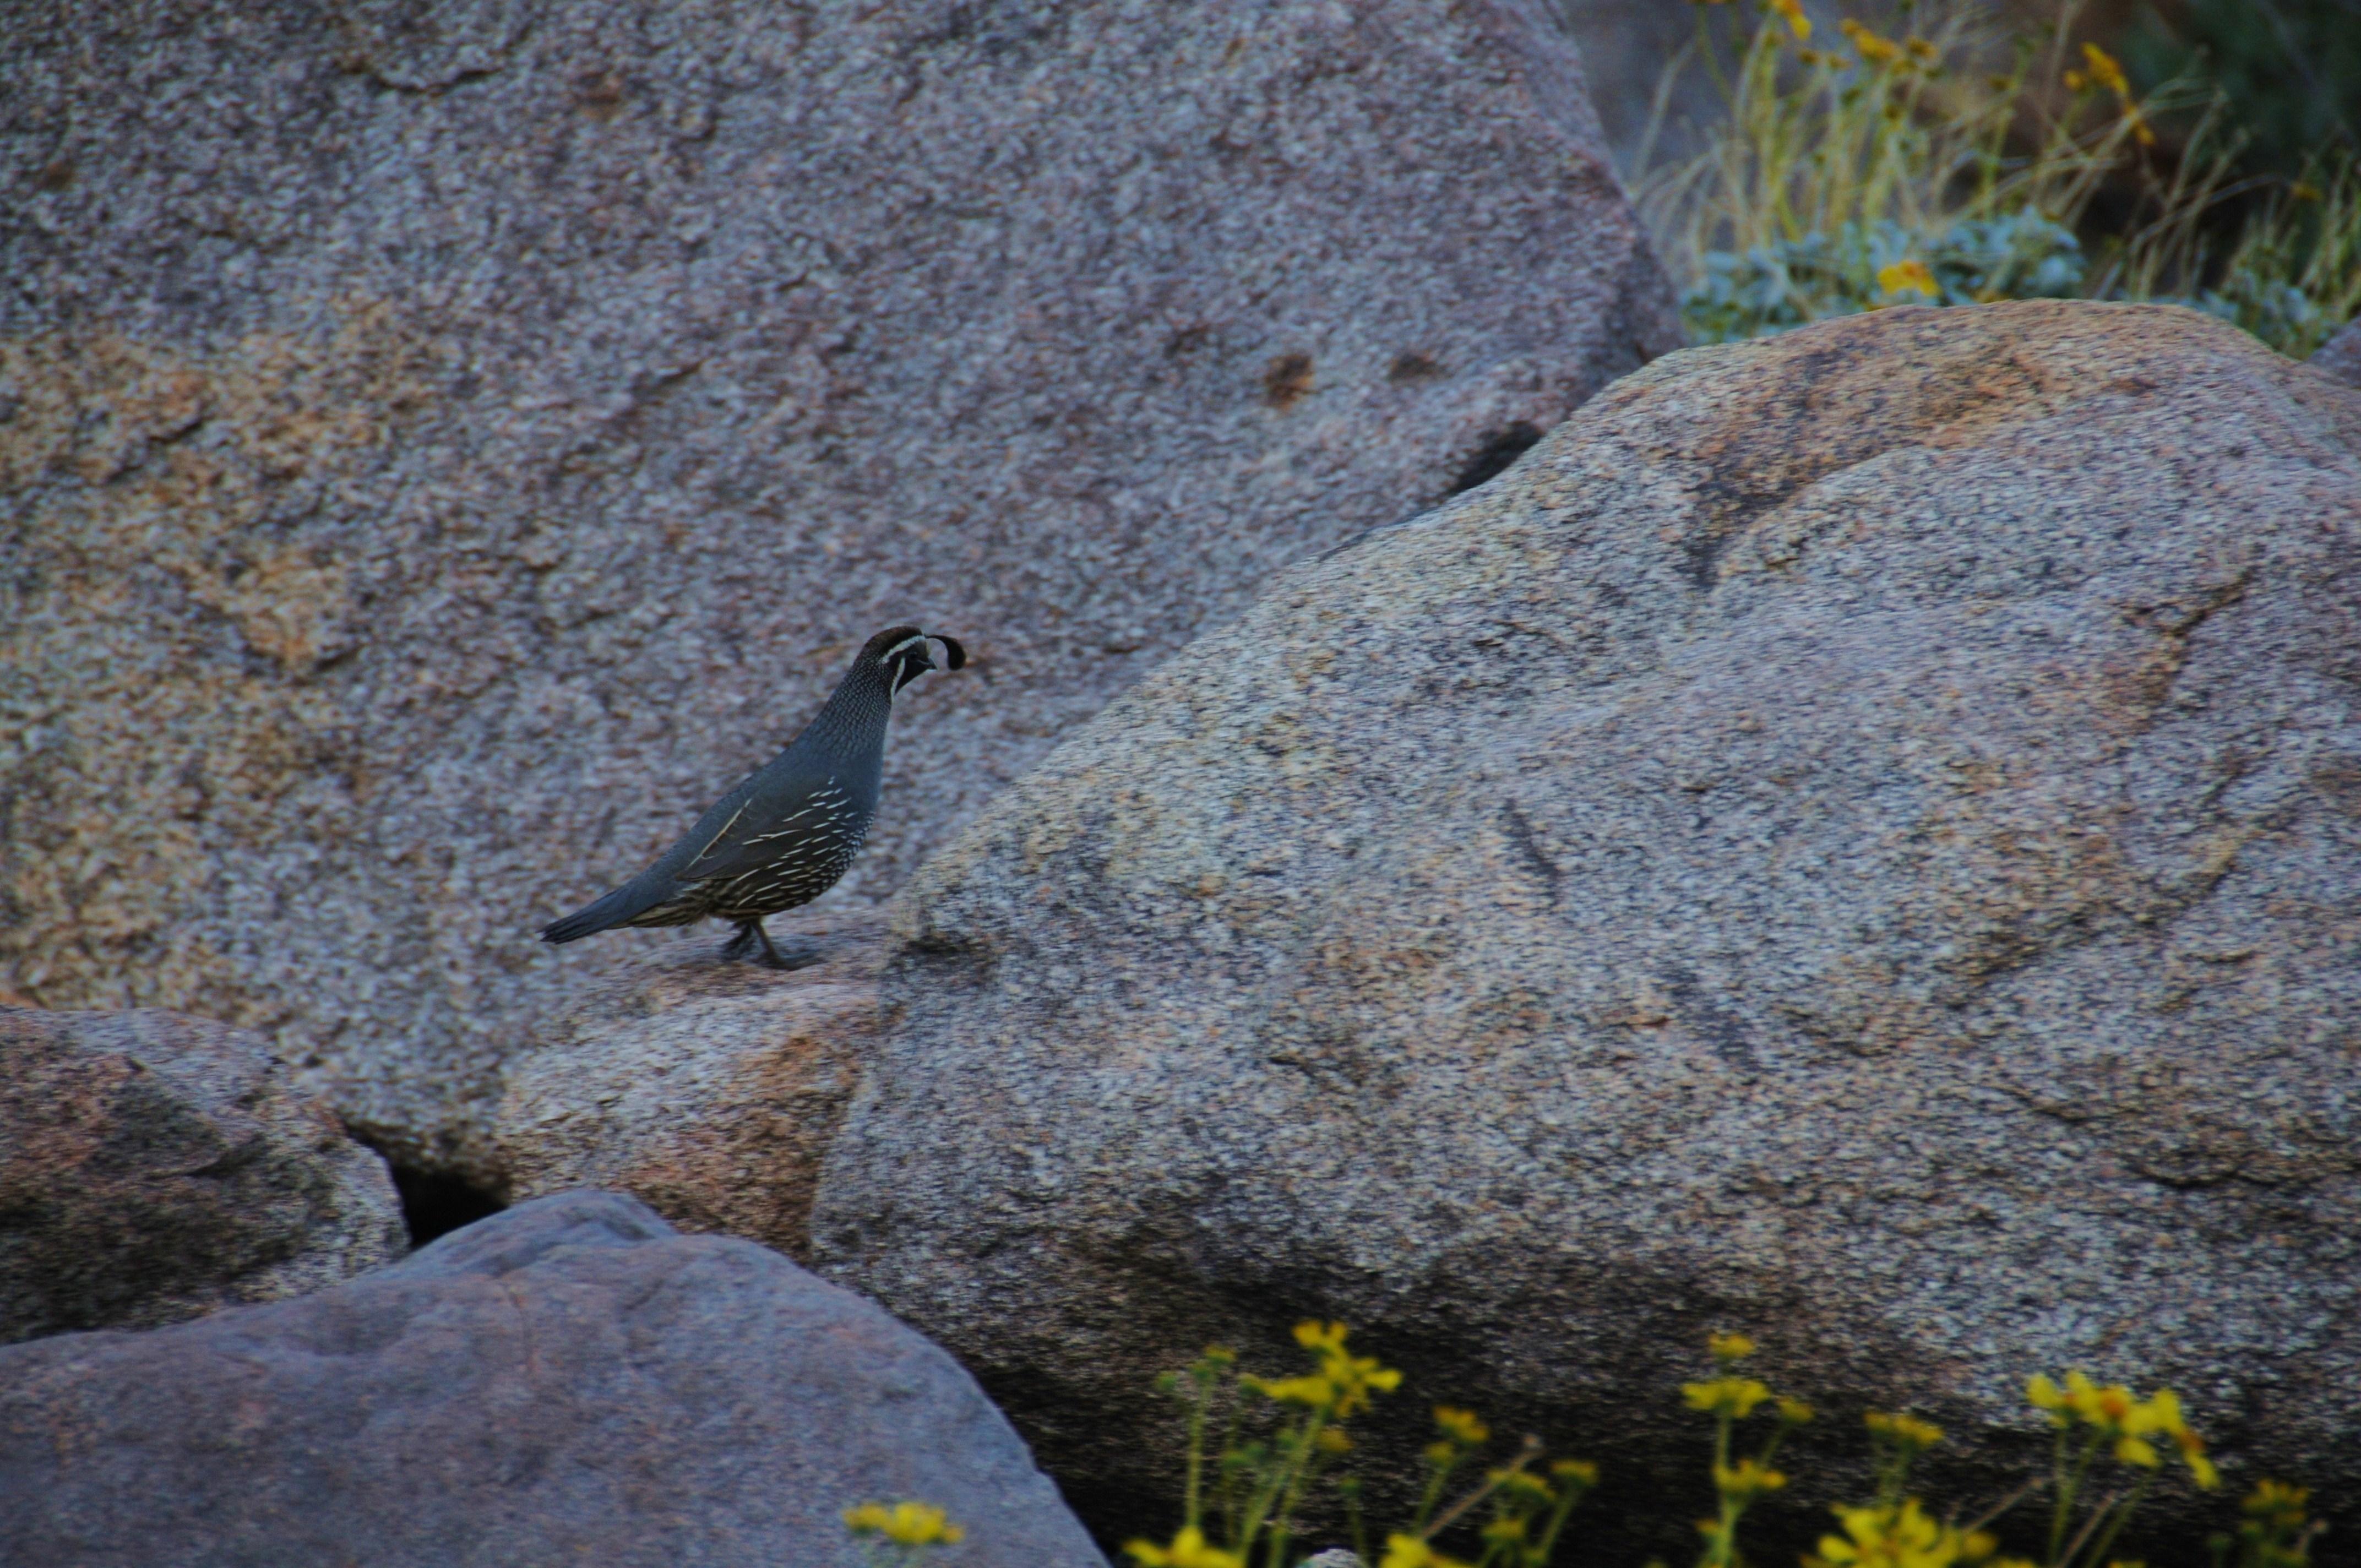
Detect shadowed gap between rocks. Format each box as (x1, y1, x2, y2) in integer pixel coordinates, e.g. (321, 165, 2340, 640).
(1448, 422, 1546, 493)
(350, 1133, 507, 1247)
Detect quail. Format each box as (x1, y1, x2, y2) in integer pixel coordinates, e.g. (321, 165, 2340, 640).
(540, 625, 965, 967)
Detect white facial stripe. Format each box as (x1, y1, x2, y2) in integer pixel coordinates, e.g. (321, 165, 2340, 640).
(879, 635, 929, 667)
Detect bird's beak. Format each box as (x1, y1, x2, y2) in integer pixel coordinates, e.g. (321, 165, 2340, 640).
(929, 634, 968, 671)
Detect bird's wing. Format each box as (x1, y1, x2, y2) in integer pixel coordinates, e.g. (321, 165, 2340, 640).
(677, 774, 858, 884)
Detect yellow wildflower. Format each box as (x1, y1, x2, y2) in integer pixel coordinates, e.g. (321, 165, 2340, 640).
(1494, 1468, 1556, 1504)
(844, 1501, 966, 1547)
(1709, 1331, 1759, 1363)
(1244, 1373, 1336, 1408)
(1293, 1320, 1349, 1355)
(1842, 19, 1905, 66)
(1434, 1406, 1490, 1445)
(1265, 1321, 1402, 1417)
(1878, 259, 1938, 300)
(2026, 1373, 2214, 1482)
(1552, 1458, 1600, 1486)
(2063, 43, 2153, 144)
(1315, 1427, 1354, 1455)
(1423, 1440, 1457, 1468)
(1806, 1500, 1979, 1568)
(2293, 181, 2324, 202)
(1864, 1411, 1945, 1450)
(1906, 37, 1938, 63)
(2076, 42, 2129, 96)
(2244, 1480, 2309, 1522)
(1766, 0, 1810, 41)
(1779, 1397, 1817, 1425)
(1124, 1526, 1245, 1568)
(2142, 1390, 2218, 1488)
(1713, 1458, 1788, 1499)
(1380, 1534, 1475, 1568)
(1684, 1376, 1774, 1418)
(1326, 1352, 1402, 1416)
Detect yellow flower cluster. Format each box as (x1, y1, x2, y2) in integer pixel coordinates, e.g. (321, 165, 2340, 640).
(1713, 1457, 1788, 1500)
(1804, 1500, 2011, 1568)
(1766, 0, 1810, 41)
(2246, 1479, 2310, 1525)
(1877, 259, 1939, 300)
(1125, 1525, 1243, 1568)
(2061, 41, 2127, 96)
(1864, 1411, 1945, 1451)
(1433, 1405, 1490, 1445)
(1836, 19, 1937, 71)
(1552, 1457, 1601, 1487)
(1244, 1320, 1402, 1418)
(1380, 1534, 1472, 1568)
(842, 1501, 965, 1547)
(1682, 1376, 1775, 1418)
(2026, 1374, 2218, 1488)
(1709, 1331, 1756, 1364)
(1842, 18, 1902, 65)
(2061, 42, 2155, 145)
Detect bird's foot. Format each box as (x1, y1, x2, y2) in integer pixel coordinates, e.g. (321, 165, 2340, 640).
(721, 921, 822, 971)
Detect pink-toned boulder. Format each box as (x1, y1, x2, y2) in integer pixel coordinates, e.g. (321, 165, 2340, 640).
(488, 910, 883, 1260)
(815, 302, 2361, 1559)
(1, 0, 1679, 1162)
(1, 1007, 403, 1345)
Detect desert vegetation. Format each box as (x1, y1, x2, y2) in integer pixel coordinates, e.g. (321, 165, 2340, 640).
(1642, 0, 2360, 353)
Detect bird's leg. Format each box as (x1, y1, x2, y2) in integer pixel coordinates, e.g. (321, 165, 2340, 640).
(750, 919, 791, 971)
(720, 921, 759, 962)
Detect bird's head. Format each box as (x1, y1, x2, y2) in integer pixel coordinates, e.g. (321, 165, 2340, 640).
(863, 625, 968, 698)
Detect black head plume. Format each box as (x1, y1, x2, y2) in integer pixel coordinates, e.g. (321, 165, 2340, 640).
(859, 624, 965, 696)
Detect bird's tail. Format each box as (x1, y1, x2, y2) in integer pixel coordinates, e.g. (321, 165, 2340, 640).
(540, 876, 671, 944)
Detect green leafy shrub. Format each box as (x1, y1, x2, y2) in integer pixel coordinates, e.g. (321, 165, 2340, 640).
(1643, 0, 2360, 355)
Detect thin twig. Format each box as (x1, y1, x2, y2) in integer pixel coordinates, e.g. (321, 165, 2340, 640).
(2057, 1487, 2123, 1566)
(1961, 1477, 2042, 1537)
(1420, 1435, 1544, 1543)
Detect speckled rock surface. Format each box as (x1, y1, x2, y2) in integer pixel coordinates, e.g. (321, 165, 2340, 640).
(0, 0, 1678, 1161)
(814, 303, 2361, 1558)
(2313, 318, 2361, 388)
(489, 909, 883, 1259)
(0, 1006, 404, 1346)
(0, 1190, 1106, 1568)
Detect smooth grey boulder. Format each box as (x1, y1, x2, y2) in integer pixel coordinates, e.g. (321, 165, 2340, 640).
(0, 1006, 404, 1346)
(814, 302, 2361, 1559)
(0, 1190, 1106, 1568)
(0, 0, 1679, 1164)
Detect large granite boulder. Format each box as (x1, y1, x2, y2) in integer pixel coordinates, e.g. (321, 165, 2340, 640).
(489, 909, 884, 1259)
(0, 1190, 1106, 1568)
(0, 0, 1679, 1162)
(2313, 317, 2361, 388)
(814, 302, 2361, 1557)
(1, 1006, 404, 1345)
